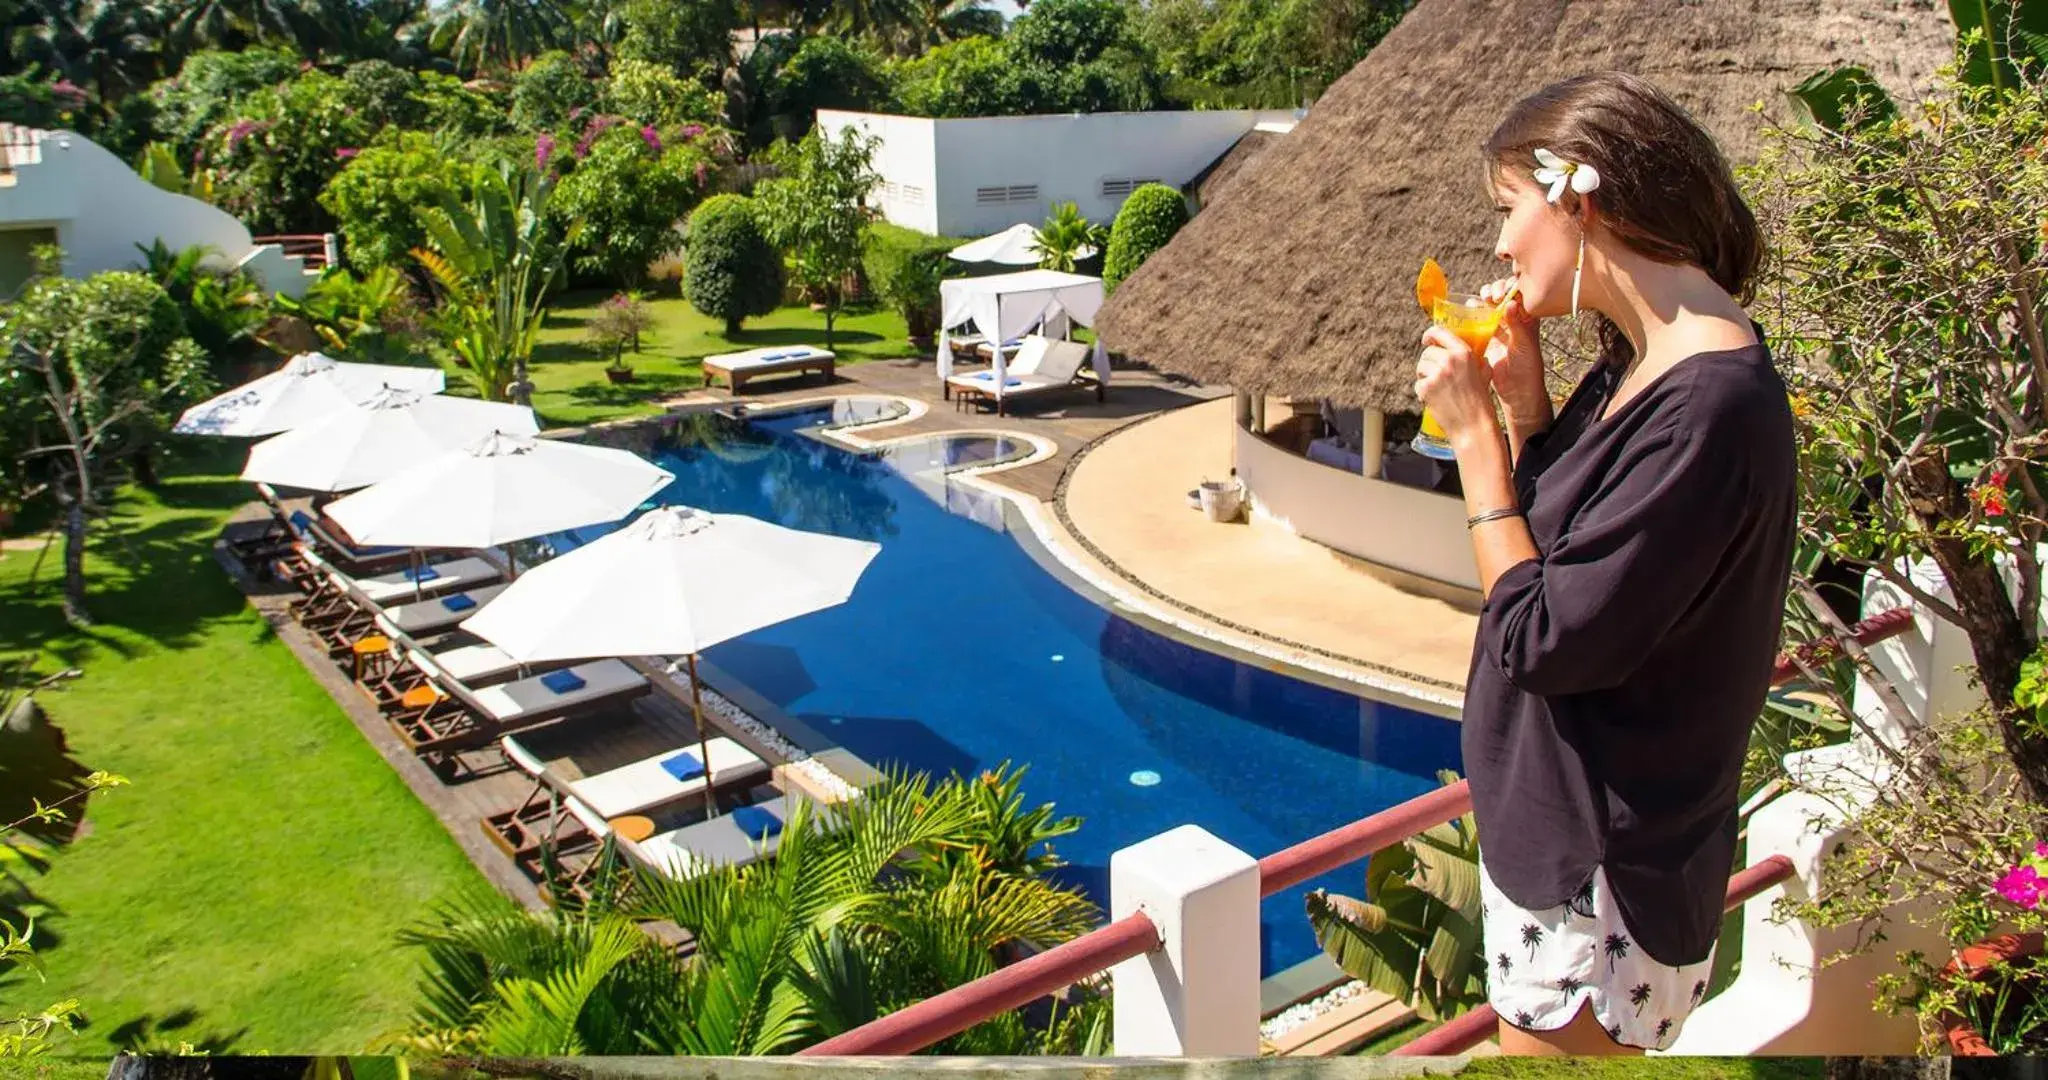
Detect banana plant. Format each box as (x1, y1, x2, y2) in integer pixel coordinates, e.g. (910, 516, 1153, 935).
(1791, 0, 2048, 131)
(1304, 770, 1486, 1022)
(411, 160, 580, 404)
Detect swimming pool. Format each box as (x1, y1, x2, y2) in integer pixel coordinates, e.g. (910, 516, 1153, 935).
(574, 404, 1464, 976)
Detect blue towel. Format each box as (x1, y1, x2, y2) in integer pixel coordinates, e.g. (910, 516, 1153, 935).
(967, 373, 1024, 387)
(540, 669, 586, 694)
(731, 804, 784, 841)
(1002, 337, 1023, 347)
(440, 593, 478, 612)
(660, 751, 705, 782)
(289, 509, 315, 532)
(403, 564, 440, 583)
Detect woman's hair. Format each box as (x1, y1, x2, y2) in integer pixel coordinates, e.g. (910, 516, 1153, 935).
(1483, 71, 1762, 368)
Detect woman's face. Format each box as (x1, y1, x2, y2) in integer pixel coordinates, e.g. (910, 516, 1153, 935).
(1491, 168, 1581, 319)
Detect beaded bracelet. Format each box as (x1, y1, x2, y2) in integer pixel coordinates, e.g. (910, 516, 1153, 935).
(1466, 506, 1523, 529)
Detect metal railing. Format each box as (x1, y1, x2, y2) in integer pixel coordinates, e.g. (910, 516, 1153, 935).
(799, 607, 1918, 1057)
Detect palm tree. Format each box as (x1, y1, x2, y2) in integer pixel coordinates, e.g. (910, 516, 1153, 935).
(396, 767, 1108, 1056)
(14, 0, 164, 109)
(1603, 931, 1630, 973)
(1031, 201, 1109, 274)
(429, 0, 569, 74)
(1519, 922, 1543, 961)
(1629, 982, 1652, 1015)
(899, 0, 1001, 54)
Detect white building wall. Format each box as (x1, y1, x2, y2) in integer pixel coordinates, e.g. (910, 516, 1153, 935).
(0, 127, 311, 297)
(815, 111, 939, 235)
(819, 109, 1299, 237)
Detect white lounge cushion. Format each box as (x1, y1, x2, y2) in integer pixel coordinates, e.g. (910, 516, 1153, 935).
(431, 643, 523, 684)
(464, 658, 645, 723)
(381, 584, 506, 636)
(634, 795, 795, 880)
(708, 346, 834, 371)
(354, 556, 500, 605)
(568, 736, 769, 819)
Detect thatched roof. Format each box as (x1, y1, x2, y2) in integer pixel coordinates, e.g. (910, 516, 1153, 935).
(1187, 128, 1284, 210)
(1096, 0, 1953, 414)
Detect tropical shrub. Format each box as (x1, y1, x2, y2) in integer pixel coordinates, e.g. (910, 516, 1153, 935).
(147, 48, 298, 163)
(769, 36, 895, 140)
(685, 194, 783, 335)
(754, 128, 881, 348)
(132, 240, 268, 371)
(864, 222, 958, 343)
(0, 756, 125, 1057)
(320, 132, 470, 271)
(411, 71, 513, 139)
(511, 50, 598, 130)
(617, 0, 736, 82)
(1103, 183, 1189, 292)
(339, 59, 426, 130)
(414, 161, 579, 403)
(394, 766, 1105, 1056)
(0, 266, 210, 622)
(199, 70, 372, 233)
(586, 290, 654, 369)
(1306, 771, 1485, 1023)
(552, 124, 709, 288)
(889, 37, 1018, 119)
(0, 72, 89, 130)
(605, 57, 724, 130)
(271, 266, 429, 365)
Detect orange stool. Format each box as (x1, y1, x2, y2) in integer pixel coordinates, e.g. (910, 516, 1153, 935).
(608, 815, 656, 842)
(400, 685, 444, 711)
(351, 634, 391, 682)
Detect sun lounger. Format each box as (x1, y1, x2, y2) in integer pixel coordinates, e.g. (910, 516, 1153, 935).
(389, 655, 651, 756)
(254, 483, 411, 574)
(293, 549, 501, 656)
(626, 795, 800, 881)
(701, 346, 836, 394)
(482, 736, 598, 859)
(347, 555, 500, 606)
(565, 736, 769, 819)
(952, 339, 1100, 416)
(360, 633, 558, 710)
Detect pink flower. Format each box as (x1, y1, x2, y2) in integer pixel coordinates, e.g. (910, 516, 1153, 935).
(2036, 842, 2047, 859)
(50, 79, 86, 104)
(640, 124, 662, 153)
(1997, 864, 2043, 908)
(334, 147, 359, 160)
(535, 132, 555, 172)
(680, 123, 704, 139)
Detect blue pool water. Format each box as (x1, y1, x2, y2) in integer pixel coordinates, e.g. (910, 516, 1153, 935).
(572, 406, 1464, 976)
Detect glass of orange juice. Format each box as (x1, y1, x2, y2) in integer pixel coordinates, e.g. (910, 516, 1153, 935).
(1413, 292, 1505, 460)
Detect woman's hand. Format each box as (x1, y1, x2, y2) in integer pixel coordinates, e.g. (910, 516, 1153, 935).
(1416, 325, 1501, 453)
(1478, 277, 1548, 422)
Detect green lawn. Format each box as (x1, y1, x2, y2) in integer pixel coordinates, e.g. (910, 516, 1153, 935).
(525, 289, 915, 426)
(0, 445, 489, 1054)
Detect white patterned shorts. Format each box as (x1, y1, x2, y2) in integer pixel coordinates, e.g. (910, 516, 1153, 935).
(1478, 856, 1716, 1051)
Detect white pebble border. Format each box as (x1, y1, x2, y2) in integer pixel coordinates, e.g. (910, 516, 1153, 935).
(656, 663, 860, 803)
(1261, 978, 1367, 1041)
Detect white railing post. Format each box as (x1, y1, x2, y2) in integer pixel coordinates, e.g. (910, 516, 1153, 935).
(1108, 824, 1261, 1057)
(322, 232, 340, 270)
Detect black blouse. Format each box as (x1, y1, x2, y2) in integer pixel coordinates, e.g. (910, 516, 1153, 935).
(1462, 338, 1797, 967)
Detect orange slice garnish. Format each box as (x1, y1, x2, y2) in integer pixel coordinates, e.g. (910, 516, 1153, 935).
(1415, 258, 1448, 314)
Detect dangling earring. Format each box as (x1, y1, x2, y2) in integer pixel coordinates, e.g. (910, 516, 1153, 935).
(1570, 233, 1585, 320)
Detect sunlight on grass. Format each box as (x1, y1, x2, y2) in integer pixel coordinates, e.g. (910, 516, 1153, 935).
(525, 289, 916, 426)
(0, 445, 487, 1054)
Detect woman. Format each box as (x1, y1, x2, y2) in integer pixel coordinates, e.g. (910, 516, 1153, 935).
(1413, 71, 1797, 1055)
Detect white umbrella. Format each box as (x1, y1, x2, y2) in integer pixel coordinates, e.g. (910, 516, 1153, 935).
(948, 222, 1096, 265)
(174, 351, 446, 437)
(324, 432, 674, 552)
(460, 506, 882, 815)
(241, 387, 538, 493)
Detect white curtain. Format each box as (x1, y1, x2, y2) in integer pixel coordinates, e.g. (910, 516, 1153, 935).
(935, 272, 1113, 399)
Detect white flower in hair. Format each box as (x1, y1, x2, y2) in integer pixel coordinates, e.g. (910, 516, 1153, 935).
(1532, 147, 1600, 204)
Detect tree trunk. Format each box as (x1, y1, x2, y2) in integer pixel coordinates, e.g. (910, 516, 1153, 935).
(725, 316, 742, 337)
(1900, 452, 2048, 801)
(131, 447, 159, 489)
(62, 496, 90, 627)
(1826, 1059, 1951, 1080)
(510, 356, 533, 408)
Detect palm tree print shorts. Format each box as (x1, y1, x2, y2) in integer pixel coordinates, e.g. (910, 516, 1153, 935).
(1478, 856, 1716, 1051)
